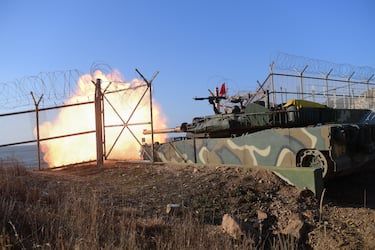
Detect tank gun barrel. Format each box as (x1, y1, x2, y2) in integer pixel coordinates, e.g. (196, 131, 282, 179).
(193, 96, 226, 102)
(143, 126, 185, 135)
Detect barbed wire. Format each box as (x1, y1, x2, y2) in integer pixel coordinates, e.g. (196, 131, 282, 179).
(3, 55, 374, 110)
(0, 69, 84, 110)
(0, 68, 133, 110)
(273, 52, 375, 81)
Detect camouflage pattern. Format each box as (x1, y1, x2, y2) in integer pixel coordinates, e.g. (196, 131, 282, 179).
(154, 126, 331, 168)
(142, 125, 333, 195)
(143, 122, 375, 195)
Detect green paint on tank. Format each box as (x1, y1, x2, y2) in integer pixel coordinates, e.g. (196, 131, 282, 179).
(155, 126, 331, 168)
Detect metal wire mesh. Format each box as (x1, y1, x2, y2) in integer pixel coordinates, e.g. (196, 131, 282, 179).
(260, 53, 375, 109)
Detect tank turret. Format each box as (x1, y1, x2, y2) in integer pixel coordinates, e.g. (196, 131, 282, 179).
(150, 86, 371, 139)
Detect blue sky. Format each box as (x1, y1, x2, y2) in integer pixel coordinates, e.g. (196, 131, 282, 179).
(1, 0, 374, 142)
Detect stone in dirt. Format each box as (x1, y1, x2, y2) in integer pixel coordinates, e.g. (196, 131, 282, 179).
(221, 214, 244, 240)
(282, 213, 306, 239)
(166, 204, 181, 215)
(257, 210, 268, 221)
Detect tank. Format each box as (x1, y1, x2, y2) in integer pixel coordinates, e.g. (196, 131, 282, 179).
(142, 83, 375, 196)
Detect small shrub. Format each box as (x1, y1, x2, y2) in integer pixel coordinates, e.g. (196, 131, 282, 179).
(0, 228, 13, 249)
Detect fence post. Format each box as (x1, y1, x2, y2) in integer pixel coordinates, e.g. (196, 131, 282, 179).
(270, 62, 275, 108)
(135, 69, 159, 163)
(366, 74, 374, 109)
(95, 79, 104, 167)
(323, 69, 333, 106)
(295, 65, 308, 100)
(347, 72, 355, 109)
(31, 92, 43, 170)
(148, 79, 155, 163)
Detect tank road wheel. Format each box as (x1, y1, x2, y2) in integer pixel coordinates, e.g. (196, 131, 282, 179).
(298, 149, 328, 177)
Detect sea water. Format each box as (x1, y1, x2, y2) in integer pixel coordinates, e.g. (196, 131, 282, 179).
(0, 144, 47, 169)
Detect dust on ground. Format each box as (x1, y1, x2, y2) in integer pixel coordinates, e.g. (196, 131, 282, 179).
(31, 161, 375, 249)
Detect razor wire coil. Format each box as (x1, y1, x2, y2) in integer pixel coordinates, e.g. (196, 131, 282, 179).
(274, 52, 375, 81)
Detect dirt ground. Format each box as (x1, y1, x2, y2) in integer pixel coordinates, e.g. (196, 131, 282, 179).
(32, 161, 375, 249)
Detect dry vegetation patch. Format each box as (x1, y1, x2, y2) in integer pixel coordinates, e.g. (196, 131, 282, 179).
(1, 160, 374, 249)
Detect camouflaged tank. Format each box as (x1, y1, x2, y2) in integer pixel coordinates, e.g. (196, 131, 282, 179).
(142, 87, 375, 196)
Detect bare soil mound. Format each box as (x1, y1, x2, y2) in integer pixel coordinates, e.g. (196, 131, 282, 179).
(1, 161, 374, 249)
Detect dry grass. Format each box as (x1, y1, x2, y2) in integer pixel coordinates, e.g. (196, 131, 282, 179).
(0, 160, 300, 249)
